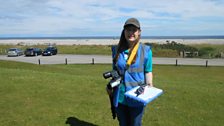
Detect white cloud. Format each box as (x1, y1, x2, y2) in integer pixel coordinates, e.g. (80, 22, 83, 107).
(0, 0, 224, 36)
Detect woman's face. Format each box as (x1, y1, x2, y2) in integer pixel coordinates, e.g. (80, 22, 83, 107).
(124, 25, 141, 44)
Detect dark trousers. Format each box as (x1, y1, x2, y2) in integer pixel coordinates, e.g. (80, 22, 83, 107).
(116, 103, 145, 126)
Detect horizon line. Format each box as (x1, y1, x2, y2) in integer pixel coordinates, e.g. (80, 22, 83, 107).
(0, 35, 224, 39)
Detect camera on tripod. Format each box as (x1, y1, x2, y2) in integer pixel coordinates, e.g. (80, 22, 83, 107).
(103, 70, 121, 89)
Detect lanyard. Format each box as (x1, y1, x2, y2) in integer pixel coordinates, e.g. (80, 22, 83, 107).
(126, 42, 139, 69)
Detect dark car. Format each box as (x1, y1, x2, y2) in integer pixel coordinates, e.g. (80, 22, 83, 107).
(42, 46, 57, 56)
(24, 47, 42, 56)
(7, 48, 23, 57)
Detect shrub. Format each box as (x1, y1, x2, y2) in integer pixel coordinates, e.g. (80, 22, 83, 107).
(198, 47, 215, 58)
(152, 49, 179, 57)
(146, 41, 198, 57)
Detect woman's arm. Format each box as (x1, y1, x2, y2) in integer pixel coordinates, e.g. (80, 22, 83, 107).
(145, 72, 153, 87)
(145, 48, 153, 87)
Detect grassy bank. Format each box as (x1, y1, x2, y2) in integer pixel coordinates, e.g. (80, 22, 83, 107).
(0, 45, 112, 55)
(1, 44, 224, 58)
(0, 60, 223, 126)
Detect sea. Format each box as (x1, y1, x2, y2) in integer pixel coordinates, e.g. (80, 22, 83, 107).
(0, 35, 224, 40)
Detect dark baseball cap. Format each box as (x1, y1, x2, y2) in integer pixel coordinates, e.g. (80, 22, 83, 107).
(124, 18, 140, 29)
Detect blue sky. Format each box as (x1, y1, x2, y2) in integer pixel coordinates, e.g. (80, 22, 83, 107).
(0, 0, 224, 37)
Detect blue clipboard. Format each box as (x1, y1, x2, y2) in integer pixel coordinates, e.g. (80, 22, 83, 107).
(124, 86, 163, 105)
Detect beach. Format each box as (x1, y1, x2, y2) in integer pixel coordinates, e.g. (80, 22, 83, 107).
(0, 38, 224, 45)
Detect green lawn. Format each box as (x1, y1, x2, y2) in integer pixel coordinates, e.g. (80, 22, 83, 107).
(0, 60, 223, 126)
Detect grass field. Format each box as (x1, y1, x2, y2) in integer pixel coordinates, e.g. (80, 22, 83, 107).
(0, 60, 223, 126)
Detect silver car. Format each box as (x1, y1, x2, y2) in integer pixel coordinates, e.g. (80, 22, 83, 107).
(7, 48, 24, 57)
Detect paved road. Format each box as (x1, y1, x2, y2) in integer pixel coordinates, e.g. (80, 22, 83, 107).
(0, 54, 224, 66)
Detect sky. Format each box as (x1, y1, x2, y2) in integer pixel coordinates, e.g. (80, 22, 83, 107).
(0, 0, 224, 37)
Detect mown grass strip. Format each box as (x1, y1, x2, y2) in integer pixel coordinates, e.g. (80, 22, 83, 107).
(0, 60, 223, 126)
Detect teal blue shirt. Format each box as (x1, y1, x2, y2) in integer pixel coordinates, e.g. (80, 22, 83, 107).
(118, 49, 153, 104)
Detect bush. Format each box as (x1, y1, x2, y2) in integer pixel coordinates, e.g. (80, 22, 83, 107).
(152, 49, 179, 57)
(198, 47, 215, 58)
(146, 41, 198, 51)
(146, 41, 198, 57)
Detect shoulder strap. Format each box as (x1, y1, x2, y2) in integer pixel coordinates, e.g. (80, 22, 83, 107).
(126, 42, 140, 68)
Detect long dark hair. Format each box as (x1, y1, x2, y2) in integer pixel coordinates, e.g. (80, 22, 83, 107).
(113, 30, 127, 63)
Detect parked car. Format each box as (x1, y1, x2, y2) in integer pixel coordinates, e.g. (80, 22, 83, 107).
(42, 46, 58, 56)
(24, 47, 42, 56)
(7, 48, 23, 57)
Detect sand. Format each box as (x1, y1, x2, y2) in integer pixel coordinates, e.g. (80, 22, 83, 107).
(0, 38, 224, 45)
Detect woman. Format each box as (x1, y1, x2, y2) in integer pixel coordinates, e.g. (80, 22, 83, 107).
(110, 18, 153, 126)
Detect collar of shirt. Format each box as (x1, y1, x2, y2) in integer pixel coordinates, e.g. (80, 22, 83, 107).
(124, 50, 129, 60)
